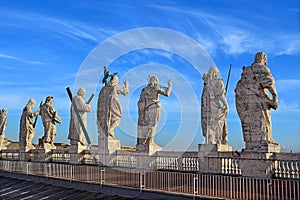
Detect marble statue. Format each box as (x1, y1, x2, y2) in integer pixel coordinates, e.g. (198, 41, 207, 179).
(136, 76, 172, 152)
(235, 52, 279, 151)
(97, 75, 129, 138)
(0, 108, 8, 150)
(201, 66, 229, 145)
(68, 88, 91, 146)
(40, 96, 62, 149)
(19, 99, 39, 151)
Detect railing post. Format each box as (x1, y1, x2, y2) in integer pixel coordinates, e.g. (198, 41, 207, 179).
(100, 168, 105, 187)
(140, 170, 145, 193)
(26, 163, 30, 176)
(70, 165, 74, 182)
(193, 174, 198, 200)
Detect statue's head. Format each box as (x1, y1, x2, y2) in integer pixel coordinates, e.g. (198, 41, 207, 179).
(45, 96, 54, 103)
(148, 76, 159, 86)
(77, 88, 86, 97)
(208, 66, 220, 78)
(27, 99, 36, 107)
(1, 108, 8, 114)
(253, 52, 267, 65)
(110, 75, 119, 86)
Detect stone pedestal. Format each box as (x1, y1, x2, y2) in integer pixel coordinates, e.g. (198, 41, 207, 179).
(38, 138, 57, 150)
(198, 144, 232, 173)
(240, 151, 276, 178)
(136, 143, 162, 155)
(69, 142, 88, 164)
(19, 150, 31, 161)
(42, 143, 57, 150)
(98, 133, 121, 154)
(198, 144, 232, 156)
(135, 152, 155, 169)
(19, 144, 36, 161)
(245, 142, 280, 153)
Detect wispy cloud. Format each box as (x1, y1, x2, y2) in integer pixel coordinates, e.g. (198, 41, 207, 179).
(149, 3, 300, 56)
(0, 8, 118, 45)
(0, 53, 45, 65)
(276, 79, 300, 91)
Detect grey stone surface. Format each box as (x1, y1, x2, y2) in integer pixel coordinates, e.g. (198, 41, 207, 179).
(136, 76, 172, 154)
(97, 75, 128, 153)
(19, 99, 39, 152)
(201, 66, 229, 145)
(0, 108, 8, 150)
(235, 52, 280, 152)
(39, 96, 62, 150)
(68, 88, 91, 147)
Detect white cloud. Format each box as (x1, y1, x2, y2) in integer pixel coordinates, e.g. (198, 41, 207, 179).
(148, 3, 300, 56)
(0, 53, 45, 65)
(276, 79, 300, 91)
(0, 8, 118, 46)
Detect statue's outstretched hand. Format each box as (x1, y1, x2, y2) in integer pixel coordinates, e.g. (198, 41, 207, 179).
(124, 79, 128, 87)
(167, 80, 172, 87)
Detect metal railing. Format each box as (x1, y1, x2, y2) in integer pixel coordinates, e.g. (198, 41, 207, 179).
(0, 160, 299, 200)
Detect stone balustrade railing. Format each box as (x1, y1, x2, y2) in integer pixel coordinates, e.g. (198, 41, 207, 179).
(272, 153, 300, 179)
(0, 149, 299, 179)
(221, 157, 241, 175)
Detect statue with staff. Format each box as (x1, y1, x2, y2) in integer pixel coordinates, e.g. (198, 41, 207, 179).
(201, 66, 229, 145)
(97, 66, 129, 140)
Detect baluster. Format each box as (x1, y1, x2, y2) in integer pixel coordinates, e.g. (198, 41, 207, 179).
(234, 159, 239, 175)
(185, 158, 188, 170)
(192, 158, 196, 170)
(273, 160, 278, 177)
(277, 160, 282, 178)
(221, 158, 225, 173)
(224, 158, 228, 174)
(231, 159, 235, 174)
(295, 161, 299, 179)
(290, 161, 295, 179)
(228, 158, 232, 174)
(188, 158, 192, 170)
(282, 161, 287, 178)
(285, 161, 290, 178)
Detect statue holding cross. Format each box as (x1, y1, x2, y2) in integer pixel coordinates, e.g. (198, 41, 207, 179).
(68, 88, 92, 148)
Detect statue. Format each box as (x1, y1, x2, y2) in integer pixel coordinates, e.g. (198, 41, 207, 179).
(68, 88, 91, 146)
(201, 66, 229, 145)
(39, 96, 62, 149)
(97, 75, 129, 139)
(235, 52, 279, 151)
(0, 108, 8, 150)
(19, 99, 39, 151)
(136, 76, 172, 152)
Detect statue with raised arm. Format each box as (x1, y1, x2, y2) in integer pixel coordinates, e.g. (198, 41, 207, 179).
(68, 88, 91, 146)
(201, 66, 229, 145)
(136, 76, 172, 152)
(0, 108, 8, 150)
(19, 99, 39, 151)
(97, 75, 129, 139)
(235, 52, 279, 151)
(40, 96, 62, 149)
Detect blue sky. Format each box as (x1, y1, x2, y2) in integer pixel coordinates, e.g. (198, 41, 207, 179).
(0, 0, 299, 152)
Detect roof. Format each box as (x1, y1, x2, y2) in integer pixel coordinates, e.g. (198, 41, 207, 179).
(0, 176, 138, 200)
